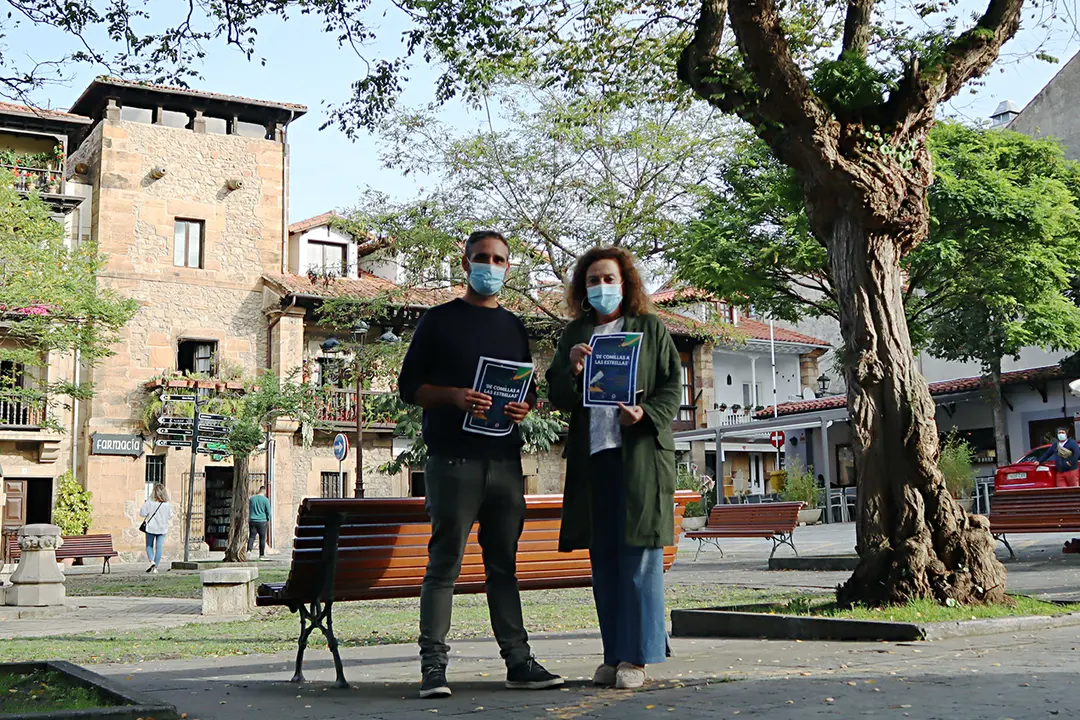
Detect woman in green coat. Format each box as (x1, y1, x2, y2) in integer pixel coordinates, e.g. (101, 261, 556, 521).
(546, 247, 682, 690)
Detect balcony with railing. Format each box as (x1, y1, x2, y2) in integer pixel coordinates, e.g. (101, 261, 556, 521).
(0, 395, 45, 429)
(5, 164, 62, 194)
(316, 388, 398, 431)
(0, 145, 83, 213)
(706, 407, 759, 428)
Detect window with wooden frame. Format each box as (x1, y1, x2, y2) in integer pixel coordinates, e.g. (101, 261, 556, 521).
(173, 219, 205, 268)
(674, 351, 696, 431)
(177, 339, 216, 376)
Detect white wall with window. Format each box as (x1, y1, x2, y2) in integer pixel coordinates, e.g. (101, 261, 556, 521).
(288, 221, 402, 283)
(712, 350, 803, 410)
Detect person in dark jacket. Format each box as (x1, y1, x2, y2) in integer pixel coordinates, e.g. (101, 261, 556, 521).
(1040, 427, 1080, 486)
(546, 246, 682, 690)
(397, 230, 562, 699)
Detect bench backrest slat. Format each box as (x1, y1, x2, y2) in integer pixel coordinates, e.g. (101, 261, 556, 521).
(268, 491, 697, 604)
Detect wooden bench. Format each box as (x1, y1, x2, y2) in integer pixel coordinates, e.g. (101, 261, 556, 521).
(257, 490, 699, 687)
(5, 533, 118, 573)
(685, 501, 805, 561)
(989, 487, 1080, 558)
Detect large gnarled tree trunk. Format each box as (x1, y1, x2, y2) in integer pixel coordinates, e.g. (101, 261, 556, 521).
(821, 203, 1006, 606)
(678, 0, 1019, 605)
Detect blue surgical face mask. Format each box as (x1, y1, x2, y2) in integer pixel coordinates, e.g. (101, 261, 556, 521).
(588, 283, 623, 317)
(1060, 433, 1068, 442)
(467, 262, 506, 296)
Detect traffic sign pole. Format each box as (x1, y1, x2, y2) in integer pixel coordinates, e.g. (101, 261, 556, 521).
(184, 400, 202, 564)
(333, 434, 350, 498)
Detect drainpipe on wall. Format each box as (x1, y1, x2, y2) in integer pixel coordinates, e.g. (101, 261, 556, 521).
(71, 348, 80, 481)
(263, 294, 297, 549)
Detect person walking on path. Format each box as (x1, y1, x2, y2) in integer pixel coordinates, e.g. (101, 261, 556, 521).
(546, 246, 682, 690)
(1040, 427, 1080, 487)
(139, 484, 173, 574)
(248, 486, 271, 559)
(398, 230, 563, 699)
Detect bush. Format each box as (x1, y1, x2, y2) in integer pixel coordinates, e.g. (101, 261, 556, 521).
(939, 432, 975, 499)
(52, 472, 92, 535)
(779, 459, 821, 507)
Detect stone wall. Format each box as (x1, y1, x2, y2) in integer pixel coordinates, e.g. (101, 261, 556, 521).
(1010, 53, 1080, 161)
(79, 117, 287, 556)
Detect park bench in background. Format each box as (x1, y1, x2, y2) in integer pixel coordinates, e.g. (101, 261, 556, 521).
(685, 501, 805, 561)
(988, 487, 1080, 558)
(5, 533, 118, 573)
(257, 491, 699, 687)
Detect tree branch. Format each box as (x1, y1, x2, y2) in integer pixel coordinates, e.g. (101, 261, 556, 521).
(883, 0, 1024, 129)
(841, 0, 874, 58)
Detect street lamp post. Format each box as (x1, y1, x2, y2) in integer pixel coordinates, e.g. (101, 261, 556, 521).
(350, 321, 369, 498)
(324, 323, 400, 499)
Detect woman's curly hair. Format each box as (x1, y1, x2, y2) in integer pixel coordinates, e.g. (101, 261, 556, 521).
(566, 246, 652, 320)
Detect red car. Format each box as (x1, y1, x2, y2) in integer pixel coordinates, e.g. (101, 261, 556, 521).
(994, 445, 1057, 491)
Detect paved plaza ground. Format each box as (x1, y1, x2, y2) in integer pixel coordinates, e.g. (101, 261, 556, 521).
(6, 522, 1080, 718)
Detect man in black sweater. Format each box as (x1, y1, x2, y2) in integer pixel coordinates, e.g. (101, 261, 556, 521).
(398, 230, 563, 699)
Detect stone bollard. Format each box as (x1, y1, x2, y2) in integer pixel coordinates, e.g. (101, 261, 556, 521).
(200, 567, 259, 616)
(5, 524, 66, 607)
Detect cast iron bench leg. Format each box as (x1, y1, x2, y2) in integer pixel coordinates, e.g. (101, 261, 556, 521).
(290, 600, 348, 688)
(769, 532, 797, 560)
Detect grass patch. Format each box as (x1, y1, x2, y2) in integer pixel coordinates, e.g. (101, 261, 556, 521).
(740, 595, 1080, 623)
(0, 584, 806, 665)
(0, 669, 116, 714)
(66, 569, 290, 599)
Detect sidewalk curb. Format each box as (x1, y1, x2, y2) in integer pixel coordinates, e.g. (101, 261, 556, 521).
(671, 608, 1080, 642)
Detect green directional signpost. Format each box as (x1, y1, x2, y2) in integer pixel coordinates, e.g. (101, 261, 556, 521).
(155, 394, 234, 562)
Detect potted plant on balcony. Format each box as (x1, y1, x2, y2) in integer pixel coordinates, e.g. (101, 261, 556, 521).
(730, 404, 741, 414)
(780, 459, 823, 525)
(716, 403, 727, 412)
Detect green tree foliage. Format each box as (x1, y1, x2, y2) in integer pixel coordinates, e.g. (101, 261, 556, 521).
(673, 124, 1080, 465)
(0, 171, 137, 433)
(52, 471, 93, 536)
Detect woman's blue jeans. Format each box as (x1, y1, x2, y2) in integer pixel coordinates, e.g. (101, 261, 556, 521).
(589, 449, 667, 667)
(145, 533, 164, 566)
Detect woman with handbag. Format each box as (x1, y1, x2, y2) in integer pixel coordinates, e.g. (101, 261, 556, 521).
(139, 483, 173, 573)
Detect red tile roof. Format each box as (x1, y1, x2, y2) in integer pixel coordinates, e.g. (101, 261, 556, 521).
(650, 287, 715, 305)
(758, 364, 1068, 418)
(289, 212, 338, 234)
(737, 318, 831, 347)
(0, 101, 90, 124)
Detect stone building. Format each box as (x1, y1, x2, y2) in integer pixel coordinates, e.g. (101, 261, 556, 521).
(1, 80, 729, 563)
